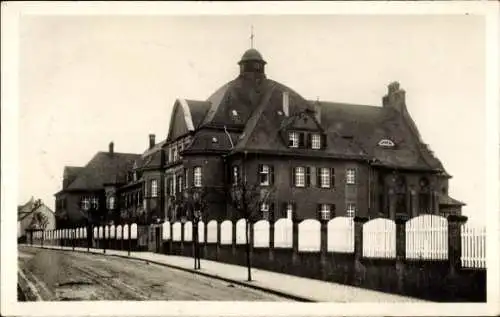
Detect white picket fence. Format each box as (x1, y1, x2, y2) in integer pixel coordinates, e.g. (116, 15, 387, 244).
(363, 218, 396, 258)
(328, 217, 354, 253)
(461, 223, 486, 268)
(406, 215, 448, 260)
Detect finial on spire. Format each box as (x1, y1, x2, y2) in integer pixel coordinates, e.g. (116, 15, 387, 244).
(250, 25, 255, 48)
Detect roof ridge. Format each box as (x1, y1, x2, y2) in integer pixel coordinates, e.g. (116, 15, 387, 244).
(310, 100, 379, 108)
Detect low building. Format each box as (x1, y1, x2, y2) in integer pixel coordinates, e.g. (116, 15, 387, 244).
(17, 197, 56, 242)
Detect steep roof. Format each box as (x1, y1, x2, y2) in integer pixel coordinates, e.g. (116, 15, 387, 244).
(63, 166, 83, 186)
(66, 152, 140, 190)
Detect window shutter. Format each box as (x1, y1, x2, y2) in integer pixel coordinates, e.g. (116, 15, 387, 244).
(291, 167, 296, 187)
(330, 168, 336, 188)
(321, 134, 327, 149)
(306, 167, 311, 187)
(316, 167, 321, 188)
(270, 165, 275, 185)
(307, 133, 312, 149)
(292, 202, 297, 220)
(299, 133, 305, 148)
(317, 204, 322, 220)
(331, 204, 336, 218)
(258, 164, 263, 181)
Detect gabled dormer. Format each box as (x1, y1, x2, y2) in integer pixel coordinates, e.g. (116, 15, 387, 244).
(279, 109, 327, 150)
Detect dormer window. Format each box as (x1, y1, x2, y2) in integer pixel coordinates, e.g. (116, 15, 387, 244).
(288, 132, 299, 148)
(378, 139, 395, 148)
(311, 133, 321, 149)
(231, 110, 238, 117)
(212, 137, 218, 143)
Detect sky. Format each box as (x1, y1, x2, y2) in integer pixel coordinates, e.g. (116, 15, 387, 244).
(18, 14, 486, 224)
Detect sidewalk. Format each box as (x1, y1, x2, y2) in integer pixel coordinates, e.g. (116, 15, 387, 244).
(23, 244, 429, 303)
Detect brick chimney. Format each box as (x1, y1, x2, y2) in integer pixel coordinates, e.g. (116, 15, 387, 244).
(382, 81, 406, 112)
(314, 99, 321, 123)
(149, 134, 155, 149)
(282, 91, 290, 116)
(109, 142, 114, 154)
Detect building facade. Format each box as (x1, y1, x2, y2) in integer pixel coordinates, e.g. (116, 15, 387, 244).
(18, 197, 56, 241)
(55, 47, 464, 229)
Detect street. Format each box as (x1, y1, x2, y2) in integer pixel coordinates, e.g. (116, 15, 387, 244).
(17, 246, 289, 301)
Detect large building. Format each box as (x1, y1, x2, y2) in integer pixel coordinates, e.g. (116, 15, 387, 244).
(54, 47, 464, 229)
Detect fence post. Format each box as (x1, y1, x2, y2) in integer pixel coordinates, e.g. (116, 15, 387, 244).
(447, 215, 468, 274)
(353, 216, 369, 285)
(269, 220, 275, 262)
(395, 214, 409, 294)
(231, 219, 237, 256)
(216, 220, 221, 261)
(180, 222, 185, 255)
(320, 219, 328, 280)
(203, 220, 208, 258)
(292, 218, 299, 264)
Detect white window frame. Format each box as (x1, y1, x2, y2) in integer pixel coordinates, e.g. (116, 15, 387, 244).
(261, 202, 270, 220)
(320, 168, 330, 188)
(346, 168, 356, 184)
(259, 164, 270, 186)
(295, 167, 305, 187)
(91, 197, 99, 210)
(311, 133, 321, 149)
(81, 197, 90, 210)
(289, 132, 299, 148)
(108, 196, 115, 210)
(194, 167, 202, 187)
(151, 179, 158, 197)
(346, 203, 356, 218)
(320, 204, 331, 221)
(232, 166, 239, 185)
(177, 176, 183, 193)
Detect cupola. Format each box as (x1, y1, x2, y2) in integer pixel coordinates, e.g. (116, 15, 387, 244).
(238, 48, 266, 76)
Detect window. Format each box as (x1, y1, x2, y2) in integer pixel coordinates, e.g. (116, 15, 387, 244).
(184, 169, 189, 189)
(177, 176, 183, 193)
(107, 196, 116, 210)
(151, 179, 158, 197)
(91, 197, 99, 210)
(319, 204, 332, 221)
(311, 134, 321, 149)
(232, 110, 238, 117)
(194, 167, 202, 187)
(320, 168, 330, 188)
(259, 164, 270, 186)
(288, 132, 299, 148)
(346, 168, 356, 184)
(378, 139, 395, 147)
(232, 165, 240, 185)
(168, 177, 174, 196)
(81, 197, 90, 211)
(261, 202, 269, 220)
(295, 167, 305, 187)
(172, 147, 178, 161)
(133, 171, 137, 182)
(286, 203, 294, 220)
(346, 203, 356, 218)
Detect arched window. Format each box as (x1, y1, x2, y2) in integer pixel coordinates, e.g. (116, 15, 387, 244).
(419, 177, 431, 214)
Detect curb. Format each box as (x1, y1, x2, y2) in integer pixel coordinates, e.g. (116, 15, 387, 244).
(25, 245, 315, 302)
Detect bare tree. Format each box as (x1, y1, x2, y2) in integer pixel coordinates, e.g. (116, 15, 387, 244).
(29, 199, 47, 246)
(229, 182, 274, 281)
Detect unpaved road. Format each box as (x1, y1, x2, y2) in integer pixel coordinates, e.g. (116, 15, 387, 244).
(18, 246, 289, 301)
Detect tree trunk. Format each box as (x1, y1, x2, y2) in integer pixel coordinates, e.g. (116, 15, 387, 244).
(246, 220, 252, 281)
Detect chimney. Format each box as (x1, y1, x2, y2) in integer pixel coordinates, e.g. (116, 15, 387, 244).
(382, 81, 406, 112)
(149, 134, 156, 149)
(109, 142, 114, 154)
(314, 99, 321, 123)
(282, 91, 289, 116)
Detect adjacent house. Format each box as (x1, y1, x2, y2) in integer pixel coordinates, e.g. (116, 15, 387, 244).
(18, 197, 56, 242)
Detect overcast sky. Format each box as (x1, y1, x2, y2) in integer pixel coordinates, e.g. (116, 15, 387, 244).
(18, 14, 486, 223)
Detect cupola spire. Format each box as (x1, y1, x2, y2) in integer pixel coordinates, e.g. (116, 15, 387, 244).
(250, 25, 255, 49)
